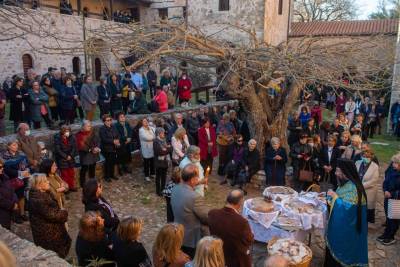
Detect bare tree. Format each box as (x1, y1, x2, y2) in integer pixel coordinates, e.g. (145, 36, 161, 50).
(293, 0, 358, 22)
(0, 4, 395, 151)
(369, 0, 400, 19)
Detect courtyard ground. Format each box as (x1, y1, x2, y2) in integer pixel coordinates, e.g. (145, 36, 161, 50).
(12, 158, 400, 267)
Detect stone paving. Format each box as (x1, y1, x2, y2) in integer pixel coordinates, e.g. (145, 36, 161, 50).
(11, 164, 400, 267)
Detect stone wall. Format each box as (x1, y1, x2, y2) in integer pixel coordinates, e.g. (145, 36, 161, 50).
(0, 225, 70, 267)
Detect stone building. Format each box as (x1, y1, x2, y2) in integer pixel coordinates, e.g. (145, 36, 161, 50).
(187, 0, 292, 46)
(0, 0, 186, 82)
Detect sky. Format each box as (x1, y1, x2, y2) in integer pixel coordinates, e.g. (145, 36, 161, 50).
(356, 0, 380, 19)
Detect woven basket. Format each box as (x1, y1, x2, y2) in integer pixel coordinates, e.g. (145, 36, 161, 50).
(267, 237, 313, 267)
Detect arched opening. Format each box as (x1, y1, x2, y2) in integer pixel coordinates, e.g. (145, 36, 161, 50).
(94, 58, 102, 81)
(22, 54, 33, 78)
(72, 57, 81, 75)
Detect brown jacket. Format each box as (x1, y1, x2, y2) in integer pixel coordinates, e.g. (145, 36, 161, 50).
(17, 135, 41, 168)
(47, 174, 69, 208)
(208, 207, 254, 267)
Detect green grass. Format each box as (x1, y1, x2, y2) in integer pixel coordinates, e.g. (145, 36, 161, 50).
(369, 135, 400, 164)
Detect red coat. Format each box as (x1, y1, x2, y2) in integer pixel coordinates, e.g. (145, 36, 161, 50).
(153, 90, 168, 112)
(311, 106, 322, 124)
(177, 78, 192, 101)
(198, 126, 218, 160)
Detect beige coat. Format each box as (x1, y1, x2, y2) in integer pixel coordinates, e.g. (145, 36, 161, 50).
(356, 161, 380, 209)
(47, 174, 69, 209)
(17, 135, 41, 167)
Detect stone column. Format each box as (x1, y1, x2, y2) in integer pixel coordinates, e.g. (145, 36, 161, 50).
(388, 20, 400, 132)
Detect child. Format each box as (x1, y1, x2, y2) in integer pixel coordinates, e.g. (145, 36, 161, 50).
(162, 167, 181, 222)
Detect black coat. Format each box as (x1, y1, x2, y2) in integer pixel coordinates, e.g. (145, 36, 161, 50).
(290, 142, 312, 172)
(243, 148, 260, 176)
(97, 85, 111, 106)
(288, 119, 302, 146)
(153, 137, 171, 169)
(99, 125, 120, 153)
(112, 234, 151, 267)
(114, 122, 133, 163)
(318, 146, 341, 187)
(54, 133, 77, 169)
(76, 235, 115, 267)
(264, 147, 287, 186)
(0, 174, 17, 230)
(84, 197, 119, 231)
(9, 86, 30, 121)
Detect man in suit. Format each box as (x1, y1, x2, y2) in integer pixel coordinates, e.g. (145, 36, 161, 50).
(319, 135, 341, 189)
(208, 190, 254, 267)
(171, 163, 209, 258)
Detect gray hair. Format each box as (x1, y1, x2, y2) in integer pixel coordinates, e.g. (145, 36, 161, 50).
(186, 145, 200, 158)
(271, 137, 280, 146)
(81, 120, 91, 128)
(248, 139, 257, 146)
(391, 153, 400, 164)
(16, 123, 29, 132)
(155, 127, 165, 136)
(175, 113, 183, 119)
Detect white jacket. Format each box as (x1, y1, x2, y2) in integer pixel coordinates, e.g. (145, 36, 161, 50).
(139, 126, 155, 159)
(356, 160, 380, 209)
(171, 135, 190, 160)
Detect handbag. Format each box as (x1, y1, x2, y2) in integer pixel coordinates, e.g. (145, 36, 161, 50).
(319, 173, 334, 192)
(388, 198, 400, 219)
(8, 177, 24, 190)
(299, 162, 314, 182)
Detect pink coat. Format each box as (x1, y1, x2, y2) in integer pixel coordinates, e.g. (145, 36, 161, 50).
(153, 91, 168, 112)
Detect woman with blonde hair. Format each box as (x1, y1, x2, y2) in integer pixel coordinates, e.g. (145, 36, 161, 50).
(112, 217, 151, 267)
(28, 173, 71, 258)
(186, 236, 225, 267)
(153, 223, 190, 267)
(171, 127, 190, 166)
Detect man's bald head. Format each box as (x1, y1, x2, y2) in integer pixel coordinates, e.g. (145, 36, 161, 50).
(226, 190, 244, 205)
(264, 255, 289, 267)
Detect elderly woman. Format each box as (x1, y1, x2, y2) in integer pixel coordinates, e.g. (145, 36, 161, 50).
(265, 137, 288, 186)
(341, 134, 362, 161)
(290, 132, 313, 191)
(2, 141, 30, 222)
(114, 112, 133, 174)
(109, 74, 123, 117)
(179, 145, 208, 197)
(377, 153, 400, 245)
(75, 211, 114, 267)
(99, 114, 120, 183)
(28, 80, 51, 129)
(83, 179, 120, 232)
(153, 128, 172, 196)
(39, 159, 69, 209)
(221, 135, 245, 186)
(54, 125, 77, 191)
(198, 118, 218, 173)
(242, 139, 260, 193)
(216, 113, 236, 176)
(28, 174, 71, 258)
(171, 127, 190, 166)
(80, 75, 98, 121)
(0, 159, 18, 230)
(356, 148, 380, 224)
(139, 118, 156, 182)
(75, 120, 101, 188)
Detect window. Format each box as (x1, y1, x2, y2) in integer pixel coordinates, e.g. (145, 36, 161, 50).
(278, 0, 283, 15)
(182, 6, 187, 18)
(72, 57, 81, 75)
(158, 8, 168, 20)
(22, 54, 33, 78)
(103, 7, 109, 20)
(131, 7, 140, 22)
(219, 0, 229, 11)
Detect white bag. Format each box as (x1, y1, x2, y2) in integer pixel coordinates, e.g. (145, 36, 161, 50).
(129, 91, 136, 100)
(388, 199, 400, 219)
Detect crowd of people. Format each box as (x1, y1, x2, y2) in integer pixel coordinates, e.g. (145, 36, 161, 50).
(0, 66, 193, 136)
(0, 70, 399, 267)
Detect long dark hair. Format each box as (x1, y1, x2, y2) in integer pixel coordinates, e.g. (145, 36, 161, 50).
(39, 159, 55, 176)
(337, 158, 367, 233)
(82, 179, 100, 205)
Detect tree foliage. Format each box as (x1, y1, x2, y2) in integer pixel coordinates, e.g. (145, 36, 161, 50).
(293, 0, 358, 22)
(369, 0, 400, 19)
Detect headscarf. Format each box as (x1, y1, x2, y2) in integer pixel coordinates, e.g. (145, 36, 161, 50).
(337, 158, 367, 233)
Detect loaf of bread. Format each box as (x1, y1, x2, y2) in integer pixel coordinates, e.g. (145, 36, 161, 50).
(250, 197, 275, 213)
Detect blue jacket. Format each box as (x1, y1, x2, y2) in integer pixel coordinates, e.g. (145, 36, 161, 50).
(299, 112, 311, 127)
(59, 85, 76, 110)
(383, 164, 400, 199)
